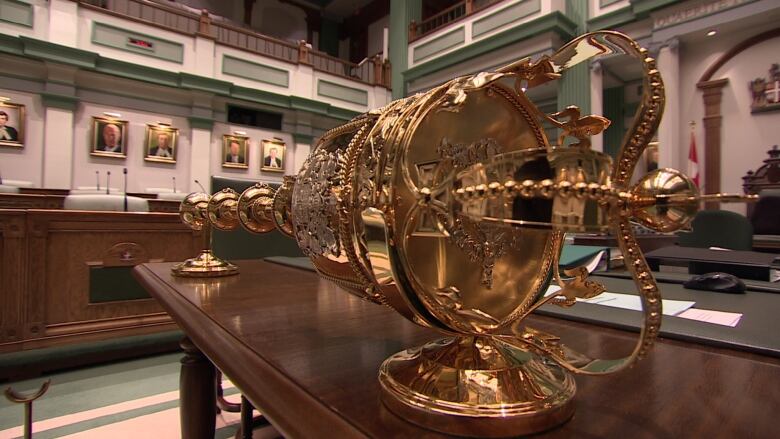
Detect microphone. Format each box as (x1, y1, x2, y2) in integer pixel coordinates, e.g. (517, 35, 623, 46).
(194, 179, 206, 193)
(123, 168, 128, 212)
(172, 177, 177, 193)
(106, 171, 111, 194)
(96, 171, 100, 191)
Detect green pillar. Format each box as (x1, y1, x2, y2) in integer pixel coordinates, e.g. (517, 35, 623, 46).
(603, 86, 624, 158)
(389, 0, 421, 99)
(558, 0, 589, 114)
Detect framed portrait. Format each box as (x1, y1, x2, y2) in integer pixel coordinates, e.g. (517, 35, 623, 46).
(0, 101, 25, 148)
(261, 138, 286, 172)
(144, 124, 178, 164)
(91, 116, 128, 158)
(222, 134, 249, 169)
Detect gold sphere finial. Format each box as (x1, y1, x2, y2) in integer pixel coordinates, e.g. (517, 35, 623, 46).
(207, 188, 240, 231)
(630, 168, 699, 232)
(179, 192, 210, 231)
(237, 183, 277, 233)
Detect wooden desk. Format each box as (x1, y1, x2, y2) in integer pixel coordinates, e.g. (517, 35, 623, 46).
(646, 246, 780, 281)
(0, 192, 181, 212)
(572, 233, 678, 253)
(134, 260, 780, 438)
(0, 209, 198, 355)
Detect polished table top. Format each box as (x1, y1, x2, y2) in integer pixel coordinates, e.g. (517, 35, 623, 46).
(134, 260, 780, 438)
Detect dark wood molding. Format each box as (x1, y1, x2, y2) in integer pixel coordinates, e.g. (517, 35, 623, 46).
(696, 78, 729, 209)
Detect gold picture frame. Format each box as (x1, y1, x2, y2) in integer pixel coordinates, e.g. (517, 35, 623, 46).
(144, 124, 178, 164)
(0, 101, 25, 148)
(222, 134, 249, 169)
(91, 116, 128, 158)
(261, 138, 286, 172)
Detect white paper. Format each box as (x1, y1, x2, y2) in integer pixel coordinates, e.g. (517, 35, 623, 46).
(584, 251, 606, 274)
(677, 308, 742, 327)
(544, 286, 695, 316)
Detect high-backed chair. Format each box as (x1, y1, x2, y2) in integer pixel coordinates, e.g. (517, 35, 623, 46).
(677, 210, 753, 250)
(211, 176, 303, 259)
(750, 189, 780, 235)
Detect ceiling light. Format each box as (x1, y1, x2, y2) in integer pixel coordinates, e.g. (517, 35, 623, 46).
(707, 30, 717, 37)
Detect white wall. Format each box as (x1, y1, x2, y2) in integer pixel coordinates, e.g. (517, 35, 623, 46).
(0, 89, 45, 187)
(210, 122, 298, 185)
(71, 101, 191, 193)
(679, 27, 780, 214)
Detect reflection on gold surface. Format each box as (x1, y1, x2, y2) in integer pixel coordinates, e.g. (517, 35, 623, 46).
(210, 31, 758, 436)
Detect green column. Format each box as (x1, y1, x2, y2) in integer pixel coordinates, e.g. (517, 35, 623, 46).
(389, 0, 421, 99)
(603, 86, 624, 158)
(558, 0, 589, 114)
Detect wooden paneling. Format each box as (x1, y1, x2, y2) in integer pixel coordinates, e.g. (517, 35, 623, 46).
(0, 194, 65, 209)
(0, 209, 199, 353)
(0, 210, 27, 345)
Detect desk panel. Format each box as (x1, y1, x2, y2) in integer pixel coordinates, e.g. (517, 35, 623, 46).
(0, 209, 199, 353)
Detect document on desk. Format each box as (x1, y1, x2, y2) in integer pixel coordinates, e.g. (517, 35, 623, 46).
(676, 309, 742, 327)
(544, 287, 695, 316)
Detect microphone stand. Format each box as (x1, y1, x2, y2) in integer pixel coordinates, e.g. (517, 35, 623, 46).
(96, 171, 100, 191)
(194, 179, 206, 193)
(172, 177, 177, 193)
(123, 168, 128, 212)
(106, 171, 111, 195)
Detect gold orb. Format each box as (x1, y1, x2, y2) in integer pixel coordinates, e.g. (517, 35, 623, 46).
(179, 192, 210, 231)
(237, 183, 277, 234)
(631, 168, 699, 232)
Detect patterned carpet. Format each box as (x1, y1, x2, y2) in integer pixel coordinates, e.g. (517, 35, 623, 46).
(0, 353, 279, 439)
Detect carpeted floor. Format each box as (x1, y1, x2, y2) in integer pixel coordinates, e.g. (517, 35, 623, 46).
(0, 353, 279, 439)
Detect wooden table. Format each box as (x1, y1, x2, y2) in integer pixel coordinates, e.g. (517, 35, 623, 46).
(134, 260, 780, 438)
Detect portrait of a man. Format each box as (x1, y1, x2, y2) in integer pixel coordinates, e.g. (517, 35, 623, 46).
(222, 135, 249, 169)
(0, 102, 25, 148)
(91, 117, 128, 158)
(261, 138, 286, 172)
(145, 124, 178, 163)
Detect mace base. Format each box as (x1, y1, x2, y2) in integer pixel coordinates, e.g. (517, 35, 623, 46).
(171, 251, 239, 277)
(379, 336, 575, 437)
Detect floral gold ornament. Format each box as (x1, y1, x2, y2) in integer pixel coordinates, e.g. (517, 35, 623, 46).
(179, 31, 757, 435)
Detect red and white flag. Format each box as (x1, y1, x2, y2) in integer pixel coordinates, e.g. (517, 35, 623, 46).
(688, 129, 700, 187)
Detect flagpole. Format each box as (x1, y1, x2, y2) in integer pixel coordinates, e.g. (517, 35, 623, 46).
(687, 120, 700, 189)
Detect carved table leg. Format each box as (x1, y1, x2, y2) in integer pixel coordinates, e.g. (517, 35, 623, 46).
(180, 337, 216, 439)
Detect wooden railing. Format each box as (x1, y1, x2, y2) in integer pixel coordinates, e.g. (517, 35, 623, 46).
(409, 0, 505, 42)
(74, 0, 391, 88)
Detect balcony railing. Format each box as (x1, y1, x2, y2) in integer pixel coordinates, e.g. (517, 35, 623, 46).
(409, 0, 504, 42)
(74, 0, 391, 88)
